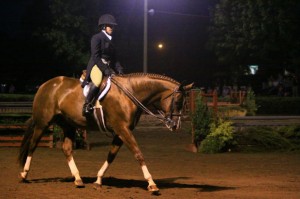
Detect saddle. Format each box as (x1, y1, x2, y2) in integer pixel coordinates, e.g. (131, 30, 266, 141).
(80, 70, 111, 101)
(82, 77, 111, 101)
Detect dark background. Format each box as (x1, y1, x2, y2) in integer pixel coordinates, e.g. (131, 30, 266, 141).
(0, 0, 219, 93)
(0, 0, 299, 94)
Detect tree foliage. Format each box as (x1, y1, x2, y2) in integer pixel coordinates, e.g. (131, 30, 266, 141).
(208, 0, 300, 71)
(36, 0, 92, 66)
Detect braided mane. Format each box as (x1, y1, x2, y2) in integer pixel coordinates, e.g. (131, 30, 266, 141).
(121, 73, 180, 85)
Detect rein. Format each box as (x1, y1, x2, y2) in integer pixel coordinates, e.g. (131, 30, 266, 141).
(110, 78, 178, 127)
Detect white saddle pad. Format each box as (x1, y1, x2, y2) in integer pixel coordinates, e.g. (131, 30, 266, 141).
(82, 77, 111, 101)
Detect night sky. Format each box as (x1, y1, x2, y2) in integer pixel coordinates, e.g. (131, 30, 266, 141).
(0, 0, 219, 92)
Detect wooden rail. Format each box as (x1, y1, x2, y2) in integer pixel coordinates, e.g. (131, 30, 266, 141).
(0, 124, 27, 130)
(0, 102, 32, 114)
(0, 124, 54, 148)
(0, 135, 53, 147)
(187, 89, 246, 115)
(0, 102, 54, 147)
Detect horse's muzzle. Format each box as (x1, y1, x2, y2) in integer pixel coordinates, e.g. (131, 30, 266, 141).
(165, 117, 181, 131)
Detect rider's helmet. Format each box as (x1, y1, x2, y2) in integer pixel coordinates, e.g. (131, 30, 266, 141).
(98, 14, 117, 29)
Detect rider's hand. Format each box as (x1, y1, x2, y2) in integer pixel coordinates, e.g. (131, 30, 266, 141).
(117, 68, 123, 75)
(104, 68, 112, 76)
(115, 62, 124, 75)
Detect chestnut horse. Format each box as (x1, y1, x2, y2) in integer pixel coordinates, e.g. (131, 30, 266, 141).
(18, 73, 193, 193)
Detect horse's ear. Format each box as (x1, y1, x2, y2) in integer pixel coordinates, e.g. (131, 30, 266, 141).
(179, 82, 194, 92)
(183, 83, 194, 91)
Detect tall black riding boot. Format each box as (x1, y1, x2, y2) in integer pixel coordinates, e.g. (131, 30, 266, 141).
(82, 83, 100, 116)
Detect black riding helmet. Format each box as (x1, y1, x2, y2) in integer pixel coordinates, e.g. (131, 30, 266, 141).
(98, 14, 117, 28)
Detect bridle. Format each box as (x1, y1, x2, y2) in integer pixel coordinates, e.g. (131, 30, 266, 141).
(157, 87, 186, 129)
(110, 78, 185, 130)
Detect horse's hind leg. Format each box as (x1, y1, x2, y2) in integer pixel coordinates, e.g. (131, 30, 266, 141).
(93, 135, 123, 189)
(61, 125, 84, 188)
(19, 125, 45, 181)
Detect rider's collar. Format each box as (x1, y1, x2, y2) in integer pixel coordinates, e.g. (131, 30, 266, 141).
(102, 30, 112, 40)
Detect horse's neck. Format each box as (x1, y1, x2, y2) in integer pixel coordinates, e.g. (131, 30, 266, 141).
(131, 78, 175, 103)
(113, 75, 178, 104)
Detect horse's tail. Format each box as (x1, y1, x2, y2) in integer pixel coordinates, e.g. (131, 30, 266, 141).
(18, 117, 35, 167)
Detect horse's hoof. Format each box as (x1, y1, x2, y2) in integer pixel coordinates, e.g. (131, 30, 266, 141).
(148, 184, 160, 194)
(19, 172, 26, 179)
(19, 178, 30, 183)
(75, 179, 85, 188)
(151, 191, 161, 196)
(93, 182, 102, 190)
(18, 174, 29, 183)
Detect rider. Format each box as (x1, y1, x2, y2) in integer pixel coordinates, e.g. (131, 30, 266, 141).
(82, 14, 123, 116)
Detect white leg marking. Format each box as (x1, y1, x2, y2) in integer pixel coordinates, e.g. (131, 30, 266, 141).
(95, 161, 110, 184)
(142, 165, 155, 186)
(20, 156, 32, 179)
(68, 157, 81, 180)
(24, 156, 32, 171)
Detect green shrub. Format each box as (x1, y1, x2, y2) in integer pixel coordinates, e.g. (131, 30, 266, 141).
(198, 137, 221, 153)
(276, 125, 300, 148)
(235, 127, 293, 152)
(243, 88, 257, 116)
(276, 125, 300, 139)
(199, 119, 235, 153)
(191, 94, 213, 146)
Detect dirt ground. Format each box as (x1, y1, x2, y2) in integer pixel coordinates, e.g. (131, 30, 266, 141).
(1, 123, 300, 199)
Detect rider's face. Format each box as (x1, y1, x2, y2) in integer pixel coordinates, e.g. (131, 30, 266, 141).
(105, 25, 114, 35)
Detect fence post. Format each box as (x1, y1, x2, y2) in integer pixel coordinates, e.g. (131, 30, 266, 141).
(189, 89, 196, 144)
(212, 90, 218, 115)
(186, 89, 199, 152)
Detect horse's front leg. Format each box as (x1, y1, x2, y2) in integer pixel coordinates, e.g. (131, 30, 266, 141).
(62, 137, 84, 187)
(119, 129, 159, 193)
(94, 135, 123, 189)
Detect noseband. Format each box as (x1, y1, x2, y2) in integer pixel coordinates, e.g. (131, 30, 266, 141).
(157, 87, 186, 129)
(111, 78, 185, 130)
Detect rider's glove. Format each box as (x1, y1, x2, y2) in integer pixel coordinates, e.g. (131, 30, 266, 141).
(104, 68, 113, 76)
(117, 68, 123, 75)
(115, 62, 124, 75)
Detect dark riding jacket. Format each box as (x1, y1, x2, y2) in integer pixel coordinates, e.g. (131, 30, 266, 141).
(84, 30, 122, 85)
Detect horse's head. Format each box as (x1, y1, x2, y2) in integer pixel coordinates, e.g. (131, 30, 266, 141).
(159, 82, 193, 131)
(110, 74, 193, 132)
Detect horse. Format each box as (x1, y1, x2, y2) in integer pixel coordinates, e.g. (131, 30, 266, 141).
(18, 73, 193, 193)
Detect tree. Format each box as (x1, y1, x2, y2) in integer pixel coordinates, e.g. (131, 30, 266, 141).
(36, 0, 92, 67)
(208, 0, 300, 73)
